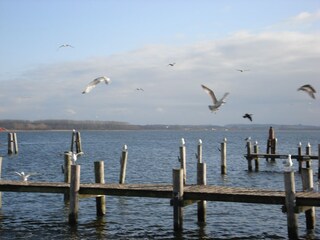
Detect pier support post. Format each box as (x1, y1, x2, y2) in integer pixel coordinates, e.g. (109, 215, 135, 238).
(318, 144, 320, 180)
(71, 130, 82, 154)
(221, 138, 227, 174)
(284, 171, 299, 239)
(64, 151, 72, 203)
(179, 138, 186, 185)
(298, 142, 302, 173)
(69, 165, 81, 225)
(8, 132, 18, 154)
(266, 127, 276, 161)
(196, 139, 202, 164)
(254, 141, 259, 171)
(95, 161, 106, 216)
(197, 162, 206, 223)
(246, 140, 253, 172)
(301, 168, 316, 231)
(306, 143, 312, 168)
(119, 145, 128, 184)
(173, 168, 184, 231)
(0, 157, 2, 208)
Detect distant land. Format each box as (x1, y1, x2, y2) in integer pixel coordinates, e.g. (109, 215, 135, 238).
(0, 119, 319, 131)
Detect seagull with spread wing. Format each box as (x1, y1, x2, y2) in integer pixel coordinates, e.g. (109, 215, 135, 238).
(201, 84, 229, 112)
(82, 76, 111, 94)
(297, 84, 316, 99)
(15, 171, 36, 182)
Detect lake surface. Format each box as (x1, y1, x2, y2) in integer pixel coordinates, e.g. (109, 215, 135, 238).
(0, 129, 319, 239)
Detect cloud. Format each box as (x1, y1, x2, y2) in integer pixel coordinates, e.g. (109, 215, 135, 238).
(0, 29, 319, 125)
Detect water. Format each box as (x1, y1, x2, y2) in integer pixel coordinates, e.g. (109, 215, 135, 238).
(0, 129, 319, 239)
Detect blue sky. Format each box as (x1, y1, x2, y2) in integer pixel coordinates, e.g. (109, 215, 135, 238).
(0, 0, 319, 125)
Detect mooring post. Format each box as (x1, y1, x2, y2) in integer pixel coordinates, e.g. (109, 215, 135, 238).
(221, 138, 227, 175)
(69, 164, 81, 225)
(298, 142, 302, 173)
(197, 162, 206, 223)
(196, 139, 202, 164)
(8, 132, 18, 154)
(70, 130, 76, 153)
(75, 131, 82, 153)
(246, 140, 253, 172)
(119, 145, 128, 184)
(94, 161, 106, 216)
(284, 170, 299, 239)
(318, 144, 320, 180)
(64, 151, 72, 203)
(13, 133, 18, 154)
(306, 143, 312, 168)
(0, 156, 2, 208)
(173, 168, 184, 231)
(179, 138, 186, 185)
(253, 141, 259, 171)
(301, 168, 316, 231)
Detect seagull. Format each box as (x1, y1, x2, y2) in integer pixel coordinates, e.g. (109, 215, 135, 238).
(71, 151, 84, 165)
(15, 172, 35, 182)
(168, 63, 176, 67)
(201, 84, 229, 112)
(236, 69, 250, 72)
(297, 84, 316, 99)
(58, 44, 74, 50)
(243, 113, 253, 122)
(82, 76, 111, 94)
(136, 88, 144, 91)
(283, 154, 293, 172)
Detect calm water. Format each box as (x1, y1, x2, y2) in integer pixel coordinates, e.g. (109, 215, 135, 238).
(0, 129, 319, 239)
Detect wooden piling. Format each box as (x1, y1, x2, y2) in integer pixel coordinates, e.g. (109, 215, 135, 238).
(0, 157, 2, 208)
(64, 151, 72, 203)
(266, 126, 276, 161)
(298, 142, 302, 173)
(94, 161, 106, 216)
(301, 168, 315, 230)
(318, 144, 320, 180)
(8, 132, 18, 154)
(173, 168, 184, 231)
(179, 138, 186, 185)
(75, 131, 82, 153)
(69, 165, 80, 225)
(196, 139, 202, 164)
(284, 171, 299, 239)
(197, 162, 206, 223)
(306, 143, 311, 168)
(119, 145, 128, 184)
(221, 139, 227, 175)
(253, 141, 259, 171)
(70, 130, 76, 153)
(246, 141, 253, 172)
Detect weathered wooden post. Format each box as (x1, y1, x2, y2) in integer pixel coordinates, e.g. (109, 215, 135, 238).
(173, 168, 184, 231)
(221, 138, 227, 175)
(69, 164, 81, 225)
(253, 141, 259, 171)
(7, 132, 18, 154)
(306, 142, 311, 168)
(266, 127, 276, 162)
(0, 156, 2, 208)
(64, 151, 72, 203)
(119, 145, 128, 184)
(284, 170, 299, 239)
(197, 162, 206, 223)
(298, 142, 302, 173)
(196, 139, 202, 164)
(301, 167, 316, 231)
(179, 138, 186, 185)
(70, 130, 76, 153)
(246, 140, 253, 172)
(75, 131, 82, 153)
(318, 144, 320, 180)
(94, 161, 106, 216)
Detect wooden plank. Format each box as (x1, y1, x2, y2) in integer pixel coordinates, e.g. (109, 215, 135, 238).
(245, 153, 318, 160)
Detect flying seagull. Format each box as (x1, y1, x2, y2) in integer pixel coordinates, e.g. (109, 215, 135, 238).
(297, 84, 316, 99)
(58, 44, 74, 50)
(15, 171, 36, 182)
(243, 113, 253, 122)
(201, 84, 229, 112)
(168, 63, 176, 67)
(71, 151, 84, 165)
(82, 76, 111, 94)
(236, 69, 250, 72)
(136, 88, 144, 91)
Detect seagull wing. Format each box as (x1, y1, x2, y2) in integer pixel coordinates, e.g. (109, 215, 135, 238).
(201, 85, 218, 104)
(15, 172, 22, 176)
(219, 92, 230, 102)
(82, 78, 103, 94)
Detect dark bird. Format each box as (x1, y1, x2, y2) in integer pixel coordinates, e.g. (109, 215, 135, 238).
(136, 88, 144, 91)
(201, 84, 229, 112)
(243, 113, 253, 121)
(236, 69, 250, 72)
(58, 44, 74, 50)
(297, 84, 316, 99)
(168, 63, 176, 66)
(82, 76, 111, 94)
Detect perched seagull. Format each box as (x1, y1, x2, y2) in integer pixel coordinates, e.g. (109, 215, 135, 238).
(82, 76, 111, 94)
(168, 63, 176, 67)
(297, 84, 316, 99)
(201, 84, 229, 112)
(71, 151, 84, 165)
(283, 154, 293, 172)
(58, 44, 74, 50)
(245, 137, 251, 141)
(243, 113, 253, 122)
(15, 172, 35, 182)
(236, 69, 250, 72)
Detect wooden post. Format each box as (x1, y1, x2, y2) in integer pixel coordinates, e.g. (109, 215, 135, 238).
(221, 138, 227, 175)
(197, 162, 206, 223)
(301, 168, 315, 230)
(70, 130, 76, 153)
(246, 140, 253, 172)
(318, 144, 320, 180)
(69, 165, 81, 225)
(75, 131, 82, 154)
(173, 168, 184, 231)
(64, 151, 72, 203)
(94, 161, 106, 216)
(196, 139, 202, 164)
(8, 132, 18, 154)
(284, 171, 299, 239)
(0, 157, 2, 208)
(306, 143, 311, 168)
(298, 142, 302, 173)
(179, 138, 186, 185)
(13, 133, 18, 154)
(119, 145, 128, 184)
(253, 141, 259, 171)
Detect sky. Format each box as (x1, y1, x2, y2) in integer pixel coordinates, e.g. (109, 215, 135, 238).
(0, 0, 319, 126)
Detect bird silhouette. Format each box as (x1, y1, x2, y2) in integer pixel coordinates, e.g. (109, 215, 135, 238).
(236, 69, 250, 72)
(168, 63, 176, 67)
(201, 84, 229, 112)
(58, 44, 74, 50)
(82, 76, 111, 94)
(297, 84, 316, 99)
(243, 113, 253, 121)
